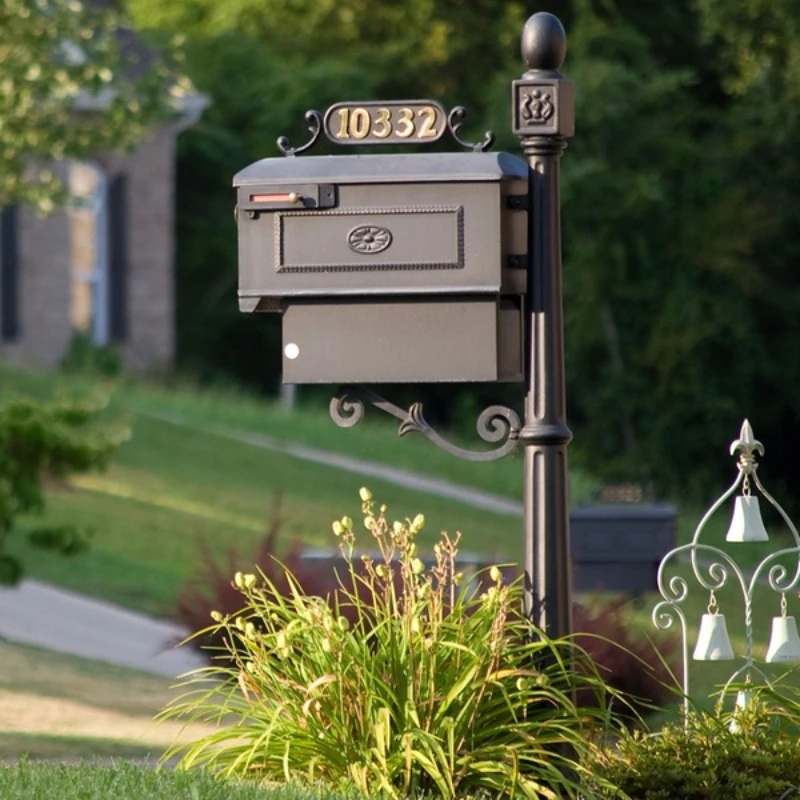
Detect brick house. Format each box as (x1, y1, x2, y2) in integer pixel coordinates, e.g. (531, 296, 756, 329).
(0, 82, 207, 373)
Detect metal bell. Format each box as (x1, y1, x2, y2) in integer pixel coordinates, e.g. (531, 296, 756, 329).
(729, 689, 754, 732)
(725, 495, 769, 543)
(766, 615, 800, 663)
(693, 613, 735, 660)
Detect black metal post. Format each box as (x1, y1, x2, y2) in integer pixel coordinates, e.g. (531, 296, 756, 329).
(513, 13, 575, 638)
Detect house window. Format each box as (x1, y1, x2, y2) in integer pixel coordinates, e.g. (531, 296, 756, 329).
(0, 205, 20, 341)
(68, 161, 109, 346)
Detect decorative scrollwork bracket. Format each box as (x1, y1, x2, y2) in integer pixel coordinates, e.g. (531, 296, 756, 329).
(330, 387, 520, 462)
(447, 106, 496, 152)
(276, 110, 323, 157)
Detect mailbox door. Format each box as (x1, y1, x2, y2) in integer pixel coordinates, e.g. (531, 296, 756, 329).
(238, 181, 507, 301)
(281, 296, 522, 384)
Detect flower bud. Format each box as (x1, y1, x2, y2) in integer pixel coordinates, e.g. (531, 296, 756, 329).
(410, 514, 425, 532)
(410, 617, 421, 634)
(322, 638, 332, 653)
(364, 515, 376, 529)
(407, 542, 417, 557)
(411, 558, 425, 575)
(243, 573, 257, 589)
(210, 610, 223, 622)
(337, 616, 350, 632)
(393, 521, 404, 535)
(490, 566, 502, 583)
(332, 520, 344, 536)
(234, 571, 245, 588)
(245, 622, 256, 639)
(453, 572, 464, 586)
(341, 516, 353, 531)
(375, 564, 387, 578)
(359, 487, 372, 502)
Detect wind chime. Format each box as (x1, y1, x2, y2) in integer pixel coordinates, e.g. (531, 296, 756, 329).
(653, 420, 800, 720)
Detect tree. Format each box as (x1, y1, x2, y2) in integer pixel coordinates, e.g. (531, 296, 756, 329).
(127, 0, 800, 506)
(0, 0, 184, 211)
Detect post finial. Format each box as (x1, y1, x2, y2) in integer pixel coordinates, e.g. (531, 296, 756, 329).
(521, 12, 567, 72)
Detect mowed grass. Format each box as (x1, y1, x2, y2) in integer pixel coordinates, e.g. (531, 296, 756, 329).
(3, 365, 594, 617)
(1, 365, 599, 502)
(0, 640, 215, 762)
(10, 413, 526, 617)
(0, 761, 366, 799)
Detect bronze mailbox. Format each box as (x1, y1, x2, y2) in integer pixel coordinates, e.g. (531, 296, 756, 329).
(234, 151, 529, 383)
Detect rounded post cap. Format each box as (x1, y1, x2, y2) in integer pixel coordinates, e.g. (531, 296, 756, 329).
(521, 12, 567, 71)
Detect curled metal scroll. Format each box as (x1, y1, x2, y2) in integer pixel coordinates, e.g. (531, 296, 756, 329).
(277, 110, 323, 157)
(447, 106, 495, 152)
(330, 388, 520, 462)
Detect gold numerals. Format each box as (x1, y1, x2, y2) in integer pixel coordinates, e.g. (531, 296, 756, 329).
(324, 101, 446, 145)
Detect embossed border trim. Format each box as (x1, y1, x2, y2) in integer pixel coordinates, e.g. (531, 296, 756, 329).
(275, 206, 465, 273)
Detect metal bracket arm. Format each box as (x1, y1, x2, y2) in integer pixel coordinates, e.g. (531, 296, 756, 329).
(330, 387, 520, 462)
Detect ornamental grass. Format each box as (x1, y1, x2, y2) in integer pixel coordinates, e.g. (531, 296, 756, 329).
(160, 490, 622, 799)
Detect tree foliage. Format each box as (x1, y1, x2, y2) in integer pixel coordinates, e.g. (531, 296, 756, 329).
(0, 0, 185, 210)
(127, 0, 800, 504)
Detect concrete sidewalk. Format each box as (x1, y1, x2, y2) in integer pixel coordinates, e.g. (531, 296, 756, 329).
(0, 579, 205, 678)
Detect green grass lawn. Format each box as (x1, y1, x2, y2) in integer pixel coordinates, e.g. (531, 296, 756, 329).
(0, 761, 365, 799)
(0, 364, 600, 618)
(6, 363, 800, 724)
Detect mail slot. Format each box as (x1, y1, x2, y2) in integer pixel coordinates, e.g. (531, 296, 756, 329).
(234, 151, 529, 383)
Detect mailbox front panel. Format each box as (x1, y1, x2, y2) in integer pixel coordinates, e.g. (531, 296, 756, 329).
(281, 298, 521, 383)
(278, 205, 462, 272)
(239, 182, 506, 299)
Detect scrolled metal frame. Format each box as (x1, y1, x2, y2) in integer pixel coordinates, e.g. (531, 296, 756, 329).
(446, 106, 496, 153)
(277, 105, 494, 156)
(276, 110, 323, 157)
(653, 420, 800, 721)
(330, 387, 520, 462)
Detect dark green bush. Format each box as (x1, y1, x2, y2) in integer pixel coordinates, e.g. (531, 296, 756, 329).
(60, 332, 124, 377)
(0, 390, 129, 583)
(585, 700, 800, 800)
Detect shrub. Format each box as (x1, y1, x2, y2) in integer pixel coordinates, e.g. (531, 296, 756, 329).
(161, 491, 621, 799)
(584, 695, 800, 800)
(573, 598, 678, 719)
(173, 497, 337, 657)
(60, 331, 124, 377)
(0, 390, 128, 583)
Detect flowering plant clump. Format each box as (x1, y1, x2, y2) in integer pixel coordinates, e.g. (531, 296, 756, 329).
(161, 490, 620, 799)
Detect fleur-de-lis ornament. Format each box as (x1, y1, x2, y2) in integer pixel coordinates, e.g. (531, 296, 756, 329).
(729, 419, 764, 476)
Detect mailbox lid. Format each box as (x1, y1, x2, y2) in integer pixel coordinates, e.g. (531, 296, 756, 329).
(233, 152, 528, 187)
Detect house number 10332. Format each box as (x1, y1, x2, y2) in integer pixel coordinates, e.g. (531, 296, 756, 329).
(323, 101, 447, 145)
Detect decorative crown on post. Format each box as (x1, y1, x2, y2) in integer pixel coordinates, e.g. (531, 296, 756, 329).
(512, 13, 575, 139)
